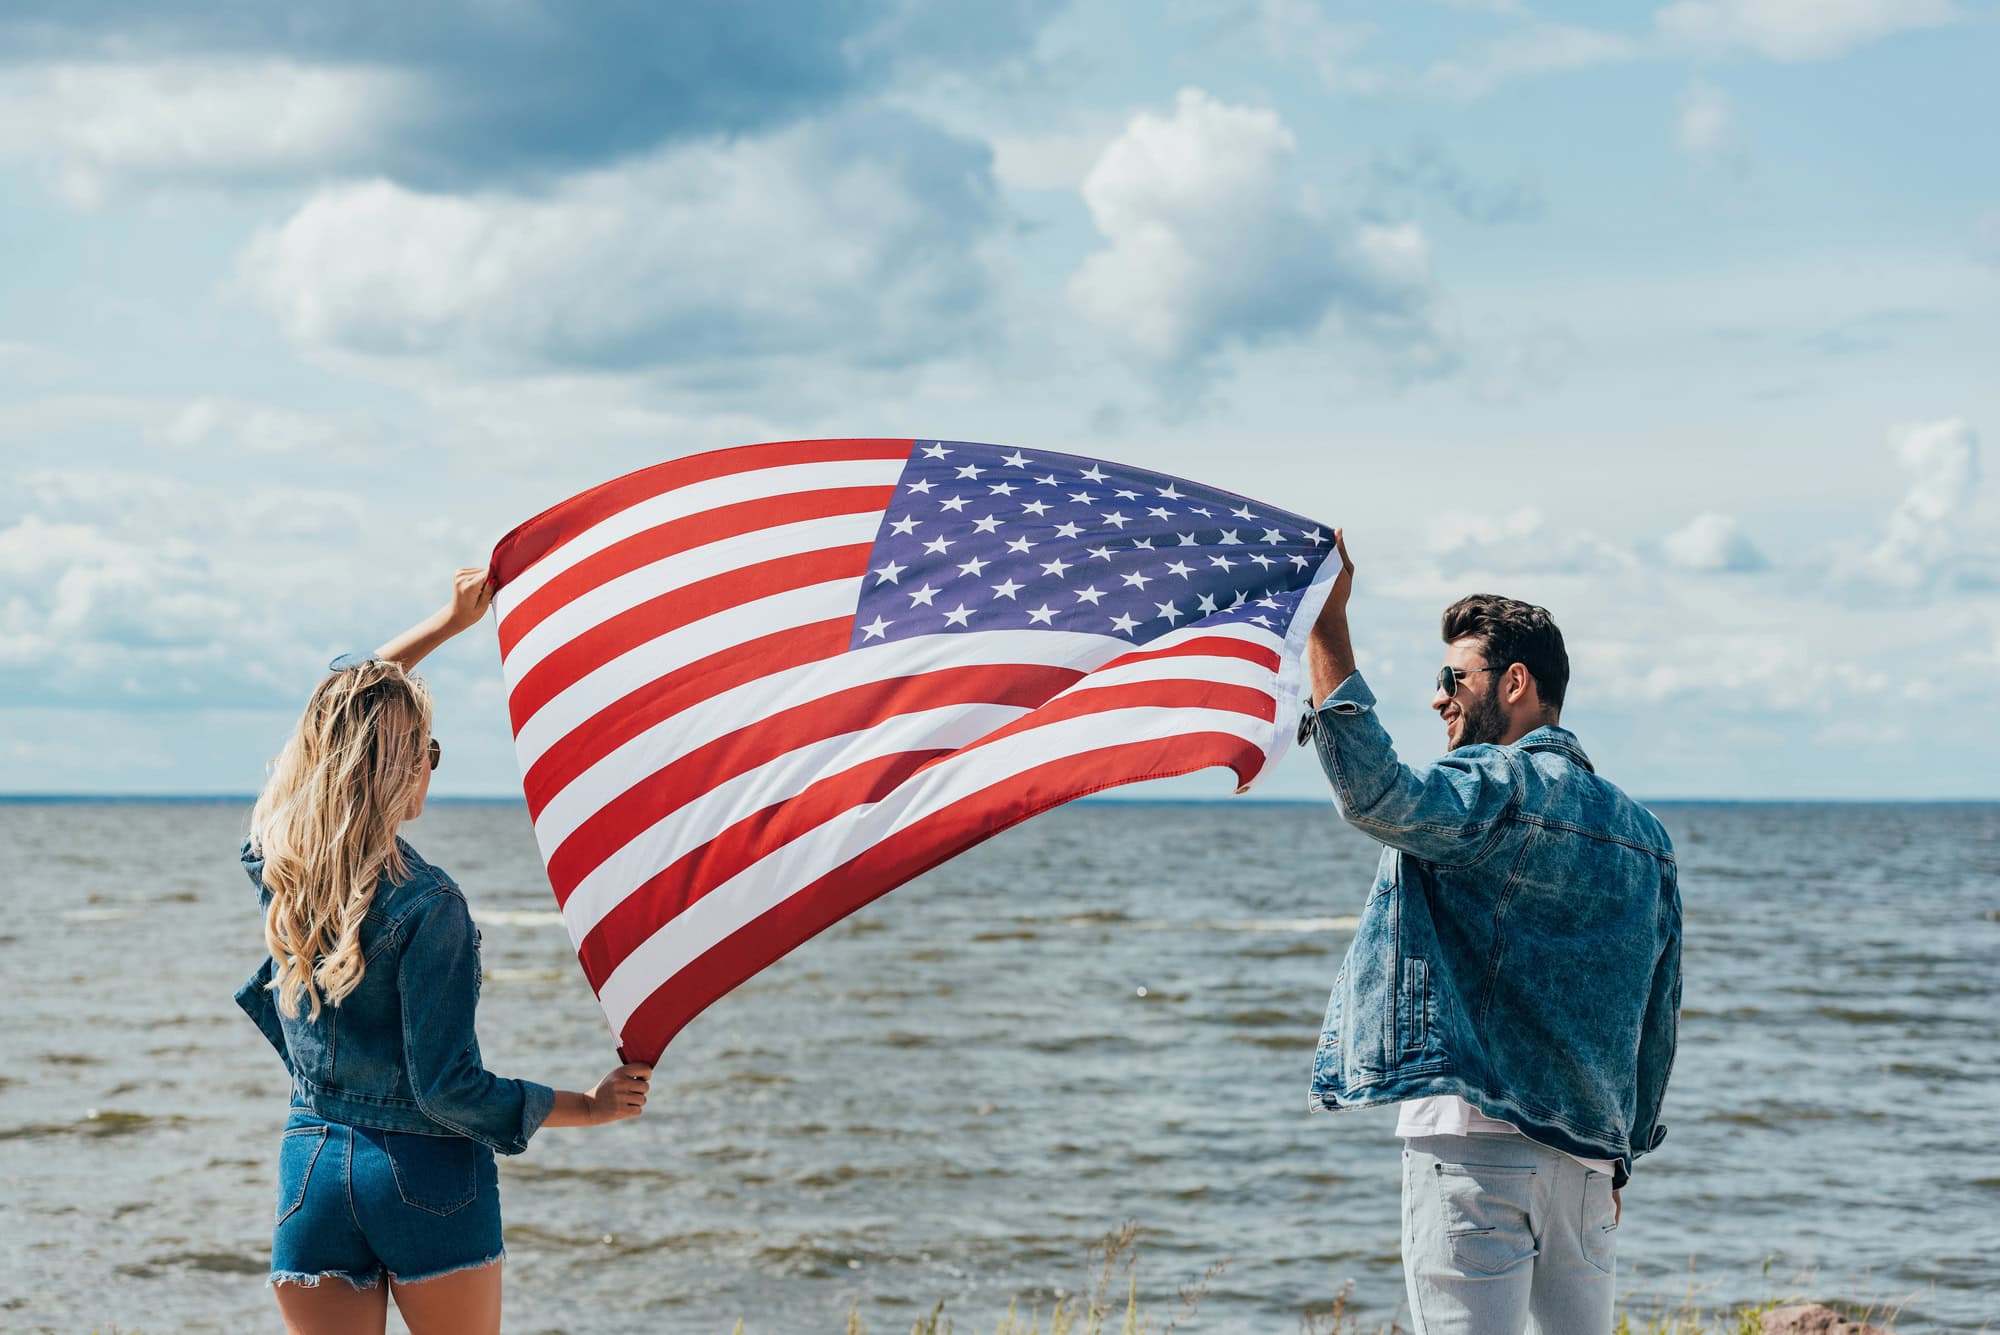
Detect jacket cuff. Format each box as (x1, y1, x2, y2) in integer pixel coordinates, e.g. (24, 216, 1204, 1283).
(518, 1080, 556, 1147)
(1319, 671, 1376, 715)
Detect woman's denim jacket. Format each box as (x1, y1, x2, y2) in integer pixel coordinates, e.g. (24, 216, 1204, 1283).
(234, 838, 555, 1154)
(1302, 673, 1681, 1188)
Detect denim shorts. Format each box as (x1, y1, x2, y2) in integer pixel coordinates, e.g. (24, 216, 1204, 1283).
(271, 1107, 504, 1289)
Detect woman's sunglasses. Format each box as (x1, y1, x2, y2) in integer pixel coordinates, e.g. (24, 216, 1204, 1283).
(1436, 665, 1501, 697)
(427, 737, 442, 772)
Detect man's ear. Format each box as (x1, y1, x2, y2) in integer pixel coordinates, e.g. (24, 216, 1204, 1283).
(1504, 662, 1536, 708)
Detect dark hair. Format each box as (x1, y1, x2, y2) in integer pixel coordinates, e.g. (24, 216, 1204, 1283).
(1442, 594, 1568, 714)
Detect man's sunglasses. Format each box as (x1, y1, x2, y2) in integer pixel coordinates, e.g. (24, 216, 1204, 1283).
(1436, 665, 1501, 697)
(427, 737, 442, 772)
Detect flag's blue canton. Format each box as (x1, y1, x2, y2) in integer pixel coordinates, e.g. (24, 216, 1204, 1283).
(849, 441, 1332, 651)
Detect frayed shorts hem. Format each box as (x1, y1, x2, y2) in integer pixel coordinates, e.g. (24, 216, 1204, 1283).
(269, 1267, 383, 1291)
(390, 1247, 505, 1286)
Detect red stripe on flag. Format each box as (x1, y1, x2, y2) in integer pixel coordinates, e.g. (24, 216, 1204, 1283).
(506, 544, 873, 734)
(580, 677, 1276, 983)
(924, 677, 1276, 768)
(1098, 634, 1280, 675)
(573, 745, 958, 985)
(498, 486, 896, 657)
(489, 438, 912, 590)
(609, 730, 1266, 1061)
(544, 663, 1086, 903)
(522, 619, 852, 821)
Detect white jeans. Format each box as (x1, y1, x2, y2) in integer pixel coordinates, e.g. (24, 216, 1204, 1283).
(1401, 1133, 1618, 1335)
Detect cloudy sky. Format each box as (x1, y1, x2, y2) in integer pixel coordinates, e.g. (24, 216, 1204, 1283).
(2, 0, 1995, 800)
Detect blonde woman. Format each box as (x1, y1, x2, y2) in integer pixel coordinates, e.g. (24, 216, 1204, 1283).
(236, 568, 651, 1335)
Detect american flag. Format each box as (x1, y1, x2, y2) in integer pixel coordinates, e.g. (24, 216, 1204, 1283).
(489, 438, 1337, 1062)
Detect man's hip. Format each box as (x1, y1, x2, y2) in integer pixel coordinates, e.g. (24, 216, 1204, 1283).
(1399, 1132, 1618, 1335)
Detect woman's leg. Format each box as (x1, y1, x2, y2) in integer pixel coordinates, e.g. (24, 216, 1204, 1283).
(391, 1258, 503, 1335)
(274, 1279, 389, 1335)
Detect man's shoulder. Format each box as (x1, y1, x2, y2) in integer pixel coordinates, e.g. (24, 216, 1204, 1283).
(1519, 745, 1674, 859)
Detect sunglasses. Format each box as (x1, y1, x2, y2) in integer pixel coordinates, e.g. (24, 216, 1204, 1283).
(1435, 665, 1500, 697)
(427, 737, 442, 772)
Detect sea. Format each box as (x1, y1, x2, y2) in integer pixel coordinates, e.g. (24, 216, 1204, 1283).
(0, 798, 1995, 1333)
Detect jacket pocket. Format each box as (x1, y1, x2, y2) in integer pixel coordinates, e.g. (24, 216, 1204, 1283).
(275, 1124, 329, 1226)
(1401, 958, 1429, 1052)
(384, 1132, 479, 1216)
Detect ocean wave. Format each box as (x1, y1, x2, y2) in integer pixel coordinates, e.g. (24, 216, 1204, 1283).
(469, 908, 565, 926)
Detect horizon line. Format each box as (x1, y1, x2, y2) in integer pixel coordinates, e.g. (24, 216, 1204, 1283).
(3, 792, 1997, 807)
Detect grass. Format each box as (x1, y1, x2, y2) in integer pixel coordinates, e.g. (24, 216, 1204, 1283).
(747, 1224, 1911, 1335)
(84, 1227, 1920, 1335)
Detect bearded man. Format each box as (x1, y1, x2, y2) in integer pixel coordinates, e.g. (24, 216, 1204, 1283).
(1299, 532, 1682, 1335)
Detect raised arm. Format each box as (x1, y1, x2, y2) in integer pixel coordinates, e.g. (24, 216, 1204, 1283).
(376, 566, 494, 671)
(1306, 529, 1357, 706)
(1303, 531, 1524, 865)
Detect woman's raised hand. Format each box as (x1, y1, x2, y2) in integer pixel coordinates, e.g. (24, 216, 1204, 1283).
(442, 566, 494, 634)
(585, 1062, 652, 1125)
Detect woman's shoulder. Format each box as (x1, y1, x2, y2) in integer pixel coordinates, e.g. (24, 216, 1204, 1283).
(373, 840, 465, 918)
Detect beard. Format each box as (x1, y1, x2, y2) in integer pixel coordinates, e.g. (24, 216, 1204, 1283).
(1454, 675, 1508, 749)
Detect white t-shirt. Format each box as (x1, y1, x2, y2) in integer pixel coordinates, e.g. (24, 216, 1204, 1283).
(1397, 1095, 1619, 1177)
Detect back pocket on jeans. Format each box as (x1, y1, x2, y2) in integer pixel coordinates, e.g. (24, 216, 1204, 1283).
(1580, 1169, 1618, 1274)
(1432, 1162, 1537, 1276)
(275, 1124, 329, 1225)
(383, 1133, 478, 1216)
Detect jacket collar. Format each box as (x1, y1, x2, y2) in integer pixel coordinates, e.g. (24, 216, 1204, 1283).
(1511, 724, 1594, 772)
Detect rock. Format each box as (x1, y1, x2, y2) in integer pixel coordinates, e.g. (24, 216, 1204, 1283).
(1759, 1304, 1892, 1335)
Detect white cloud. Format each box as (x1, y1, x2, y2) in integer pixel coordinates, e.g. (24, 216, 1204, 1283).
(1856, 417, 1982, 588)
(1253, 0, 1388, 94)
(0, 59, 418, 206)
(1655, 0, 1958, 62)
(1416, 506, 1642, 579)
(163, 398, 348, 455)
(236, 110, 999, 377)
(1066, 89, 1453, 377)
(1422, 25, 1637, 98)
(986, 124, 1122, 192)
(1677, 79, 1732, 155)
(0, 514, 229, 666)
(1663, 512, 1767, 572)
(1430, 504, 1546, 551)
(0, 470, 486, 706)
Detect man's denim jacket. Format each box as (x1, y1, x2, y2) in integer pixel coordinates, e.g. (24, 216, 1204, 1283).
(1303, 673, 1681, 1188)
(234, 838, 554, 1154)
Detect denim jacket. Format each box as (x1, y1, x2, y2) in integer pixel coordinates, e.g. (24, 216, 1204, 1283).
(1302, 673, 1681, 1188)
(234, 838, 555, 1154)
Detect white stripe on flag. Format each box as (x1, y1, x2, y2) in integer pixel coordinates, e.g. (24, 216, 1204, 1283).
(510, 577, 864, 766)
(496, 457, 907, 616)
(551, 634, 1286, 944)
(504, 511, 886, 678)
(595, 702, 1272, 1033)
(528, 627, 1118, 853)
(554, 699, 1035, 946)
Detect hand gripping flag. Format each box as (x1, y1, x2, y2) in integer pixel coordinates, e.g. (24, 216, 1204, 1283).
(489, 438, 1339, 1062)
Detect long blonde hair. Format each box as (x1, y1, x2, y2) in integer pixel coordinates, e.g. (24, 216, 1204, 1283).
(250, 660, 434, 1019)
